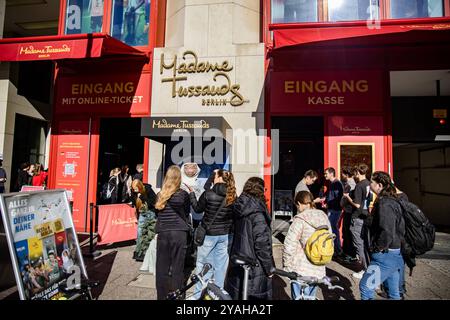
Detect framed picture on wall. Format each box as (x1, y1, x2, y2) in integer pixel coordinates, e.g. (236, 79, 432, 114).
(338, 143, 375, 178)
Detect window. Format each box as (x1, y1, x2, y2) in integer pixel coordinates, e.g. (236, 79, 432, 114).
(271, 0, 318, 23)
(65, 0, 104, 34)
(111, 0, 151, 46)
(270, 0, 446, 25)
(328, 0, 380, 21)
(390, 0, 444, 19)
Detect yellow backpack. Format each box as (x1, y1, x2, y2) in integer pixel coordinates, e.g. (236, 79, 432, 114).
(300, 219, 335, 266)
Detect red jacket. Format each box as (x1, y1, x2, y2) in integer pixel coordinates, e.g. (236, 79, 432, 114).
(32, 172, 48, 187)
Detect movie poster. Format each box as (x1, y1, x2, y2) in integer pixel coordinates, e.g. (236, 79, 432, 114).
(0, 190, 88, 300)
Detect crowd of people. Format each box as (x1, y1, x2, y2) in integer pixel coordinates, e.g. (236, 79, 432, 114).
(2, 156, 411, 301)
(292, 165, 409, 300)
(146, 162, 410, 301)
(99, 163, 157, 261)
(0, 161, 49, 193)
(154, 166, 274, 300)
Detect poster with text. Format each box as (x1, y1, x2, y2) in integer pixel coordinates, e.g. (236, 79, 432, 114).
(0, 190, 88, 300)
(54, 120, 90, 232)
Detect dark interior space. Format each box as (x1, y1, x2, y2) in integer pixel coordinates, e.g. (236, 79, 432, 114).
(97, 118, 144, 202)
(272, 116, 324, 198)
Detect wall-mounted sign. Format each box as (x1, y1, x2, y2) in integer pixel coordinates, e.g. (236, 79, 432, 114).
(56, 73, 150, 116)
(328, 116, 383, 136)
(141, 117, 230, 138)
(271, 70, 383, 114)
(338, 143, 375, 177)
(433, 109, 447, 119)
(53, 121, 90, 232)
(160, 50, 249, 107)
(17, 43, 72, 60)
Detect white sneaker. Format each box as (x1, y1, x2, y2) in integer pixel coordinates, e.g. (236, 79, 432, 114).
(352, 270, 365, 279)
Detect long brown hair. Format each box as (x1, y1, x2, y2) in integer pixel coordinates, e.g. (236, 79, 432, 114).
(216, 169, 237, 206)
(243, 177, 266, 203)
(294, 191, 316, 209)
(132, 179, 146, 211)
(34, 163, 42, 175)
(155, 165, 182, 210)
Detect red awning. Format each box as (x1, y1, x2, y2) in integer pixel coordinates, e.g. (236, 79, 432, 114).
(0, 33, 147, 62)
(271, 18, 450, 50)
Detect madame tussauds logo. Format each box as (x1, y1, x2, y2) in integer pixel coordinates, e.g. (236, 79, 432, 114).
(19, 45, 71, 55)
(160, 50, 249, 107)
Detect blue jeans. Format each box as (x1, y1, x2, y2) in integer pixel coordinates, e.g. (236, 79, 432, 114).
(328, 209, 342, 253)
(399, 262, 405, 295)
(384, 262, 406, 296)
(291, 282, 318, 300)
(360, 249, 404, 300)
(193, 234, 233, 299)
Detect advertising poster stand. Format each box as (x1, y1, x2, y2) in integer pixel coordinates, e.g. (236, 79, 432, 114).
(0, 189, 90, 300)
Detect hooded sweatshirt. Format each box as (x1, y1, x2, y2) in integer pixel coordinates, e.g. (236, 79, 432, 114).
(283, 208, 331, 279)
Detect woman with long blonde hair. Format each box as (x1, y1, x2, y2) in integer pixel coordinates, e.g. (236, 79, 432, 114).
(154, 165, 191, 300)
(186, 169, 237, 299)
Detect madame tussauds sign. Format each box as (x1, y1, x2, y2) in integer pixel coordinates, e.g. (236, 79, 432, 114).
(160, 50, 249, 107)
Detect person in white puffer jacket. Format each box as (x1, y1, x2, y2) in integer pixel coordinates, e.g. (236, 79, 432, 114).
(283, 190, 332, 300)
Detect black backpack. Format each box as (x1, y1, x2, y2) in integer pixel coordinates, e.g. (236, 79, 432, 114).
(398, 198, 435, 259)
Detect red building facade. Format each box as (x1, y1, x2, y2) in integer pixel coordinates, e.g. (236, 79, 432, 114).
(263, 0, 450, 225)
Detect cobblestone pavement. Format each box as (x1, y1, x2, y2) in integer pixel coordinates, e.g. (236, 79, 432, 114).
(1, 233, 450, 300)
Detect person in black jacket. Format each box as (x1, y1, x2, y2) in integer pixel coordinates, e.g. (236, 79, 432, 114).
(131, 179, 156, 261)
(154, 165, 191, 300)
(106, 168, 121, 204)
(186, 169, 237, 299)
(342, 163, 372, 278)
(359, 171, 405, 300)
(225, 177, 275, 300)
(16, 162, 30, 191)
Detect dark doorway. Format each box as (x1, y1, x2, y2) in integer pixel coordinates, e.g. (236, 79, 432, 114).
(97, 118, 144, 203)
(271, 116, 324, 222)
(10, 114, 49, 192)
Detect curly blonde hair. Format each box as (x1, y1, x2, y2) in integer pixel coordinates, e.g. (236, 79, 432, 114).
(155, 165, 182, 210)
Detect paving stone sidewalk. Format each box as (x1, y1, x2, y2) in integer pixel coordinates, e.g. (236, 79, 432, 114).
(2, 233, 450, 300)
